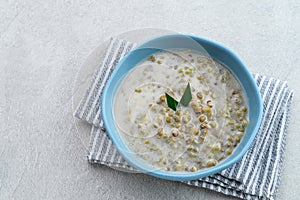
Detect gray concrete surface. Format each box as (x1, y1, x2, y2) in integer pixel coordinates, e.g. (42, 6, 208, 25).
(1, 1, 299, 199)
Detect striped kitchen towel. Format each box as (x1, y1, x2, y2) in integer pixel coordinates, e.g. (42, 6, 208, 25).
(74, 37, 294, 200)
(74, 38, 137, 127)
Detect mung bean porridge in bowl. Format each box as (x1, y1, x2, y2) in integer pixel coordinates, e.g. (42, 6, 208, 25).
(102, 34, 262, 181)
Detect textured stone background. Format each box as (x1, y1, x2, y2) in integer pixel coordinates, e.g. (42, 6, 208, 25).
(0, 1, 299, 199)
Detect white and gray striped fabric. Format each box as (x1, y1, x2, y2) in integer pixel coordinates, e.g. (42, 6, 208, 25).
(74, 38, 136, 127)
(74, 38, 294, 200)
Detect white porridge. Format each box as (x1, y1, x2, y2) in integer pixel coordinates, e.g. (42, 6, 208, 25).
(113, 49, 248, 173)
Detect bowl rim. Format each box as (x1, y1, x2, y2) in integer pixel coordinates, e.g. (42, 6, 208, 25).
(102, 34, 263, 181)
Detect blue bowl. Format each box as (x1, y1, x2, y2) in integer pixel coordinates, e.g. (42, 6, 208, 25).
(102, 34, 263, 181)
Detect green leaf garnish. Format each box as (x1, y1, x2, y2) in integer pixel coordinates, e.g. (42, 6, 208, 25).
(165, 93, 178, 111)
(164, 83, 192, 111)
(180, 83, 192, 106)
